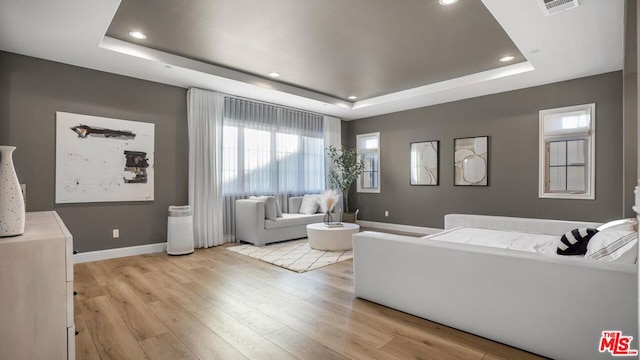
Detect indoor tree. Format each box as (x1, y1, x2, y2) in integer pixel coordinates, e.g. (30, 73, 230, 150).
(327, 145, 365, 216)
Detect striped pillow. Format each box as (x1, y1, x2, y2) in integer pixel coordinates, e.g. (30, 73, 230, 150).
(585, 229, 638, 263)
(557, 228, 599, 255)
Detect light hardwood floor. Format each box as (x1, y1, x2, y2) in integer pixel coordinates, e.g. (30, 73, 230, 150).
(74, 243, 546, 360)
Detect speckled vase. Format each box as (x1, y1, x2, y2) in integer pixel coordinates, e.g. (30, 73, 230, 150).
(0, 146, 25, 237)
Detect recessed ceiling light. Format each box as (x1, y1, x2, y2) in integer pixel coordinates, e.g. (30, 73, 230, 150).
(439, 0, 458, 5)
(129, 31, 147, 40)
(499, 55, 515, 62)
(348, 95, 358, 100)
(268, 72, 281, 78)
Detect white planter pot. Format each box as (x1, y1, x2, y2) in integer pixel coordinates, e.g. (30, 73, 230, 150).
(0, 146, 25, 237)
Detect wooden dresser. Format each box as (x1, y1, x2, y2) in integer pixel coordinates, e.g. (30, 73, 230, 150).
(0, 211, 75, 359)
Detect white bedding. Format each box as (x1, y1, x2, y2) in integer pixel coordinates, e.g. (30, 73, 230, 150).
(424, 227, 559, 255)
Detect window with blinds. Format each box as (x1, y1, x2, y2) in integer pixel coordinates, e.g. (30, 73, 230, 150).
(221, 97, 325, 196)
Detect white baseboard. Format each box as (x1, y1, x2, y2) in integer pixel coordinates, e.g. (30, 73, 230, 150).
(357, 220, 441, 235)
(73, 242, 167, 264)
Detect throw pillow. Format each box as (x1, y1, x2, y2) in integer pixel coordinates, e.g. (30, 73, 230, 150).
(275, 199, 283, 218)
(249, 196, 278, 220)
(585, 228, 638, 263)
(556, 228, 598, 256)
(299, 194, 319, 215)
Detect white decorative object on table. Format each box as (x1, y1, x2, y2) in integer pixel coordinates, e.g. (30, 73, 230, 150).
(319, 189, 340, 225)
(0, 146, 25, 237)
(307, 222, 360, 251)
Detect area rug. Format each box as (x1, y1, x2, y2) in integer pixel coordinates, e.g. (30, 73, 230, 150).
(227, 239, 353, 273)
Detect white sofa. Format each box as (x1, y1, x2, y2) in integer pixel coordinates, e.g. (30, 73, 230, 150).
(235, 196, 327, 246)
(353, 214, 638, 360)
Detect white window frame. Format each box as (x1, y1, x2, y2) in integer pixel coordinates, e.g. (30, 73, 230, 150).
(357, 132, 380, 193)
(538, 103, 595, 200)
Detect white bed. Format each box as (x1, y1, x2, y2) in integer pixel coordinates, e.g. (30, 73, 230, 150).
(353, 214, 638, 360)
(426, 227, 559, 254)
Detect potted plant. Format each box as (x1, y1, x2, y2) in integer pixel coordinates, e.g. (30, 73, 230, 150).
(327, 145, 365, 223)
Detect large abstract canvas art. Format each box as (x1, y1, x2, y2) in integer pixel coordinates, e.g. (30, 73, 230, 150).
(454, 136, 488, 186)
(55, 112, 155, 203)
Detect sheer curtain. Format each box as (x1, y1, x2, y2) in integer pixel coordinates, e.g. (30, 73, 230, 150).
(222, 97, 325, 241)
(323, 115, 342, 188)
(323, 115, 343, 214)
(187, 88, 225, 247)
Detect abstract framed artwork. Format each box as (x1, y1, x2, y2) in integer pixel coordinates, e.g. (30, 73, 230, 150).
(55, 111, 155, 203)
(410, 140, 439, 186)
(454, 136, 488, 186)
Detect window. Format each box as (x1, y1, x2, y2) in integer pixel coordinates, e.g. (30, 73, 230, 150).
(222, 98, 325, 196)
(539, 103, 595, 199)
(357, 132, 380, 193)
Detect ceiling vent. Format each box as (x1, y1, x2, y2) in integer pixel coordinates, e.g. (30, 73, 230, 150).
(540, 0, 579, 16)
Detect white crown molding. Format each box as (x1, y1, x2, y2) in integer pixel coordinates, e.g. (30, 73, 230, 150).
(353, 61, 534, 110)
(100, 36, 353, 109)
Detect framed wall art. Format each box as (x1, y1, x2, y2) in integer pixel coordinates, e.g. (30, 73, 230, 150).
(454, 136, 488, 186)
(56, 111, 155, 203)
(410, 140, 439, 186)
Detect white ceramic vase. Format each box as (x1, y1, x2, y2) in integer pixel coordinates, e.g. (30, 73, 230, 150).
(0, 146, 25, 237)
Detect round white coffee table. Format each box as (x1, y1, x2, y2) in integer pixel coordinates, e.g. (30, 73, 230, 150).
(306, 223, 360, 251)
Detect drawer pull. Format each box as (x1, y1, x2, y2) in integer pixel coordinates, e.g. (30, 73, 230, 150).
(75, 330, 79, 336)
(73, 291, 78, 296)
(73, 250, 78, 254)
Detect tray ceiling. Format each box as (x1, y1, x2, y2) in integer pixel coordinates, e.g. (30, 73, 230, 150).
(106, 0, 525, 102)
(0, 0, 624, 120)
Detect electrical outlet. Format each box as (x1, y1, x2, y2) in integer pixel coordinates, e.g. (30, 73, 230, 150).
(385, 211, 389, 217)
(113, 229, 120, 238)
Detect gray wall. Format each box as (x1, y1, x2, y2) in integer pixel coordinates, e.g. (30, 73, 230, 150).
(624, 0, 637, 217)
(347, 72, 624, 228)
(0, 51, 188, 252)
(341, 120, 350, 147)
